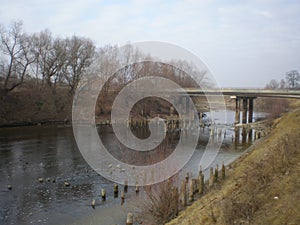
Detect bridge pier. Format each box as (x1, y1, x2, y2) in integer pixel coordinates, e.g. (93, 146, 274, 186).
(242, 98, 248, 124)
(235, 98, 241, 124)
(248, 98, 254, 123)
(233, 96, 256, 125)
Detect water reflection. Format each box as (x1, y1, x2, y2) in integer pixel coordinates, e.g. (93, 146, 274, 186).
(234, 127, 252, 146)
(0, 111, 266, 225)
(0, 126, 106, 225)
(98, 125, 182, 166)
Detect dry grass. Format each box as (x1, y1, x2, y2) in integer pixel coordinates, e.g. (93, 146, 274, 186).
(136, 178, 179, 225)
(166, 109, 300, 225)
(0, 83, 72, 126)
(222, 131, 300, 224)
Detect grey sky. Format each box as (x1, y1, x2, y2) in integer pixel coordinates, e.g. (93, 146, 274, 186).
(0, 0, 299, 88)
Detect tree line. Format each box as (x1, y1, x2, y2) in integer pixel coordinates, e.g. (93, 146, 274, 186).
(0, 20, 95, 94)
(265, 70, 300, 89)
(0, 20, 206, 97)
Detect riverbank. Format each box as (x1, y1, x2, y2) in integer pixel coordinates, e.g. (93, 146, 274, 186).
(166, 108, 300, 225)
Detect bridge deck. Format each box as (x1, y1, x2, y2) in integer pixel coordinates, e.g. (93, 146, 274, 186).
(184, 88, 300, 99)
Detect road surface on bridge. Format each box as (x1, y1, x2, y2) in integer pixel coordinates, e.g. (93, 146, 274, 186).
(184, 88, 300, 99)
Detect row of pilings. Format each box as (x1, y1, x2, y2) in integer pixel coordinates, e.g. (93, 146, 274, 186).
(96, 115, 208, 131)
(124, 163, 226, 224)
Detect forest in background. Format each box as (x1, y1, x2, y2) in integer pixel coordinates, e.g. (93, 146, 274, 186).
(0, 20, 208, 126)
(0, 20, 298, 126)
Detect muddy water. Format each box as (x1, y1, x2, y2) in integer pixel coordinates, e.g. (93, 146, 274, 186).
(0, 111, 265, 225)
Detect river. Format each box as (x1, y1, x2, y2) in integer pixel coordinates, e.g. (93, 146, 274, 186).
(0, 110, 266, 225)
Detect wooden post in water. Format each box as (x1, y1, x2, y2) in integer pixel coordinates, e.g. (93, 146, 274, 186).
(91, 199, 96, 209)
(124, 180, 128, 193)
(192, 178, 199, 193)
(209, 167, 214, 188)
(114, 184, 118, 198)
(198, 170, 204, 195)
(242, 127, 247, 144)
(101, 188, 106, 201)
(214, 164, 219, 183)
(135, 184, 139, 194)
(121, 190, 125, 205)
(180, 179, 187, 207)
(185, 172, 189, 183)
(221, 163, 226, 180)
(235, 127, 240, 144)
(188, 179, 194, 203)
(126, 213, 133, 225)
(173, 187, 179, 216)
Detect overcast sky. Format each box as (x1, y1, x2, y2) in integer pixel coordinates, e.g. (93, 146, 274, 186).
(0, 0, 299, 88)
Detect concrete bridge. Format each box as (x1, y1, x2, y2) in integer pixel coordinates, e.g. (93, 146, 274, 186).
(185, 88, 300, 99)
(183, 88, 300, 125)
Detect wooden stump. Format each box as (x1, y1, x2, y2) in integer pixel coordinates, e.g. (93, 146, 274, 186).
(214, 164, 219, 183)
(121, 190, 125, 205)
(114, 184, 118, 198)
(173, 187, 179, 216)
(124, 180, 128, 193)
(198, 170, 204, 195)
(188, 179, 194, 203)
(221, 163, 226, 180)
(135, 184, 139, 194)
(101, 188, 106, 201)
(209, 167, 214, 188)
(126, 213, 133, 225)
(179, 179, 187, 207)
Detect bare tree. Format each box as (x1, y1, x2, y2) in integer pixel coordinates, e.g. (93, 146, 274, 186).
(168, 59, 209, 88)
(88, 44, 120, 95)
(265, 79, 279, 89)
(280, 78, 286, 89)
(0, 21, 35, 93)
(285, 70, 300, 89)
(34, 30, 67, 93)
(33, 30, 53, 87)
(116, 44, 143, 85)
(62, 35, 95, 94)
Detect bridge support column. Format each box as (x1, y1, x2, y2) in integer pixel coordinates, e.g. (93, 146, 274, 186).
(248, 98, 254, 123)
(242, 98, 248, 124)
(186, 96, 190, 115)
(235, 98, 240, 124)
(180, 96, 190, 115)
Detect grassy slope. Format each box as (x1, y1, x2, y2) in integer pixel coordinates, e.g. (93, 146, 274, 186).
(167, 108, 300, 225)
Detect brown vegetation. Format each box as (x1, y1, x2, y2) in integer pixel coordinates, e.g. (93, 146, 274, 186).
(255, 97, 289, 119)
(166, 108, 300, 225)
(222, 132, 299, 224)
(1, 21, 207, 127)
(136, 178, 179, 225)
(0, 81, 72, 126)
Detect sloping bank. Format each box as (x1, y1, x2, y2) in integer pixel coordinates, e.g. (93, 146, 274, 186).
(167, 109, 300, 225)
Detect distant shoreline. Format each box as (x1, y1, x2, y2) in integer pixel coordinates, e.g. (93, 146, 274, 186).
(0, 120, 70, 128)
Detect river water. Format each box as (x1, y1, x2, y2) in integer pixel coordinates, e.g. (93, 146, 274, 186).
(0, 111, 266, 225)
